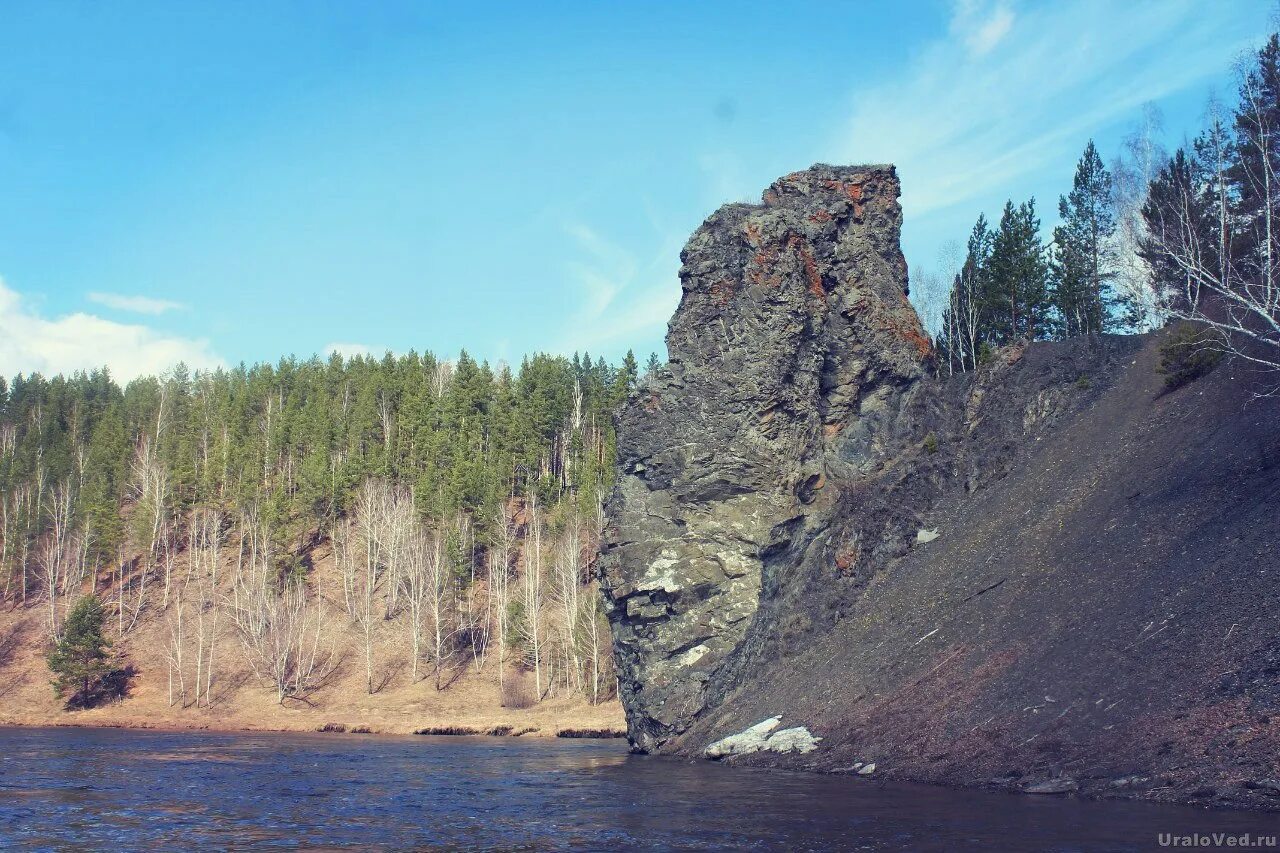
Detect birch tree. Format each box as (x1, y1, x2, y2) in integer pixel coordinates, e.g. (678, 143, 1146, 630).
(1141, 40, 1280, 377)
(517, 497, 546, 699)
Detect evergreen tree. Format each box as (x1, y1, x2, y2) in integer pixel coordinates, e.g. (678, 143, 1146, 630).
(644, 352, 661, 378)
(985, 199, 1049, 343)
(1050, 140, 1118, 336)
(47, 596, 113, 703)
(1, 346, 628, 605)
(612, 349, 639, 403)
(1228, 34, 1280, 281)
(1139, 148, 1211, 314)
(937, 214, 994, 372)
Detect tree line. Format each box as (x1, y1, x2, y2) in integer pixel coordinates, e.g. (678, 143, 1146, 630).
(1, 345, 657, 707)
(926, 34, 1280, 379)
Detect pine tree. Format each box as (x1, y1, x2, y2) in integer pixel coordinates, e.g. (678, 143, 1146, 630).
(612, 350, 639, 403)
(1050, 141, 1118, 337)
(1228, 34, 1280, 283)
(47, 595, 113, 704)
(1139, 149, 1211, 314)
(644, 352, 661, 379)
(986, 199, 1049, 343)
(938, 215, 993, 372)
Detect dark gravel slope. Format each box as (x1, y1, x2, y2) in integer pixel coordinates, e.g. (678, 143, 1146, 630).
(672, 332, 1280, 810)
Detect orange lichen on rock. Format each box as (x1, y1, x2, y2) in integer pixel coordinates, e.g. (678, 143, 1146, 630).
(709, 278, 736, 307)
(893, 315, 933, 359)
(847, 291, 932, 359)
(748, 245, 782, 289)
(786, 235, 825, 298)
(823, 178, 864, 203)
(807, 209, 833, 223)
(642, 391, 661, 413)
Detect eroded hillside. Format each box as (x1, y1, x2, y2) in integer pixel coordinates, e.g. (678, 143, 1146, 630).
(601, 164, 1280, 810)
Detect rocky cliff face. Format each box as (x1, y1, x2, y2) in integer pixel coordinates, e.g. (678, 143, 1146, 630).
(600, 164, 1280, 810)
(599, 165, 928, 751)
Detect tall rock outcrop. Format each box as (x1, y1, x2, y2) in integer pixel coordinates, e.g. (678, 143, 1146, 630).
(601, 164, 1280, 811)
(599, 165, 929, 750)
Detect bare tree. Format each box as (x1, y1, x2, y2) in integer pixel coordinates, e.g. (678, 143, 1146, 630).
(489, 502, 517, 697)
(130, 434, 172, 608)
(430, 360, 454, 398)
(1113, 104, 1169, 332)
(39, 479, 77, 640)
(517, 496, 546, 699)
(164, 585, 188, 706)
(910, 268, 948, 342)
(400, 527, 439, 684)
(335, 479, 411, 693)
(230, 509, 335, 704)
(1142, 81, 1280, 376)
(189, 508, 224, 707)
(232, 577, 336, 704)
(424, 529, 457, 689)
(550, 518, 584, 695)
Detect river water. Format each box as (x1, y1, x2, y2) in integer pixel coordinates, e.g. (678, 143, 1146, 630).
(0, 727, 1275, 850)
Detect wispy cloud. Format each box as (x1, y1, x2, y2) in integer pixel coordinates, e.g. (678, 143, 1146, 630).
(0, 278, 222, 381)
(951, 0, 1015, 58)
(831, 0, 1257, 219)
(87, 291, 185, 315)
(556, 224, 681, 357)
(324, 342, 392, 360)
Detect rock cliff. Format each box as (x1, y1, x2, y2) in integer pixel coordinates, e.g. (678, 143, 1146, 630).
(600, 164, 1280, 810)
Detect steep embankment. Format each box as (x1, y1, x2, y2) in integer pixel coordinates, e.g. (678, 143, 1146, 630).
(600, 164, 1280, 810)
(0, 540, 623, 738)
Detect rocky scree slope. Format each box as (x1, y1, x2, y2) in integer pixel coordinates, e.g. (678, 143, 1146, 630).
(599, 164, 1280, 810)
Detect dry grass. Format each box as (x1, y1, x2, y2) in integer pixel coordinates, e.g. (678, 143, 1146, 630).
(500, 671, 538, 709)
(0, 546, 624, 739)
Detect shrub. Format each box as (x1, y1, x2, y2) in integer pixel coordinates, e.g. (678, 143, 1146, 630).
(922, 432, 939, 455)
(500, 671, 537, 709)
(1159, 323, 1223, 391)
(1074, 375, 1091, 390)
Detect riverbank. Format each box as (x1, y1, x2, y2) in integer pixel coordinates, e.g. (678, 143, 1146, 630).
(0, 698, 626, 739)
(0, 601, 625, 741)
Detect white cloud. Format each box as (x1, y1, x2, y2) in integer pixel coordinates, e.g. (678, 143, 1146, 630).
(951, 0, 1015, 57)
(556, 224, 681, 356)
(324, 342, 392, 359)
(831, 0, 1257, 219)
(0, 278, 222, 382)
(87, 291, 185, 315)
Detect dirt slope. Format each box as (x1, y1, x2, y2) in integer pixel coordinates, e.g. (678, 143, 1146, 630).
(672, 331, 1280, 809)
(0, 547, 623, 739)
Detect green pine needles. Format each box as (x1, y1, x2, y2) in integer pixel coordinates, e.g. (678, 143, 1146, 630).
(47, 596, 113, 706)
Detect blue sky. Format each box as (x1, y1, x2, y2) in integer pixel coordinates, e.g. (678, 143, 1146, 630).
(0, 1, 1268, 380)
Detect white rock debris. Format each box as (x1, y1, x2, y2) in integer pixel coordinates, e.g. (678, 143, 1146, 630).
(704, 716, 822, 759)
(916, 528, 940, 543)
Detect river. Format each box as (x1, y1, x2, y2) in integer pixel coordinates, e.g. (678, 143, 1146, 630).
(0, 727, 1275, 850)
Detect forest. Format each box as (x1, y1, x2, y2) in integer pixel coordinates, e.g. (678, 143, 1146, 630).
(0, 345, 654, 709)
(4, 31, 1278, 715)
(924, 35, 1280, 382)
